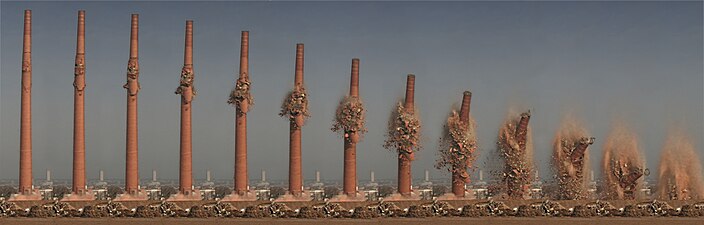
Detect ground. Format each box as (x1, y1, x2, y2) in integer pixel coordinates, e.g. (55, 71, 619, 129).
(2, 217, 703, 225)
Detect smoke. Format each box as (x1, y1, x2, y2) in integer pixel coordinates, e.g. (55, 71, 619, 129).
(656, 130, 704, 200)
(551, 115, 593, 199)
(600, 123, 645, 200)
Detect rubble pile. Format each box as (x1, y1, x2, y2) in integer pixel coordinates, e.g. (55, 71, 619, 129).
(552, 118, 594, 200)
(640, 200, 675, 216)
(679, 203, 704, 217)
(279, 87, 310, 128)
(515, 205, 540, 217)
(27, 205, 50, 218)
(49, 201, 80, 217)
(153, 202, 184, 217)
(228, 77, 253, 114)
(436, 110, 478, 185)
(531, 200, 568, 216)
(297, 206, 324, 218)
(6, 199, 704, 218)
(133, 205, 157, 218)
(428, 201, 454, 216)
(496, 111, 533, 199)
(572, 205, 597, 217)
(406, 205, 433, 218)
(242, 206, 264, 218)
(187, 205, 210, 218)
(622, 205, 646, 217)
(320, 203, 346, 218)
(584, 200, 618, 216)
(383, 102, 421, 159)
(351, 206, 377, 219)
(375, 202, 403, 217)
(104, 202, 132, 217)
(460, 204, 489, 217)
(267, 202, 293, 218)
(331, 96, 367, 141)
(207, 202, 238, 217)
(81, 205, 107, 218)
(0, 200, 23, 217)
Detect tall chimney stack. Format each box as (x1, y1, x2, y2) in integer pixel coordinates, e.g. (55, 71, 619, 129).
(99, 170, 104, 182)
(72, 10, 87, 195)
(19, 9, 33, 195)
(342, 58, 361, 197)
(261, 170, 266, 182)
(370, 171, 375, 183)
(177, 20, 195, 195)
(123, 14, 141, 194)
(233, 31, 251, 195)
(398, 74, 415, 196)
(452, 91, 472, 197)
(288, 44, 305, 196)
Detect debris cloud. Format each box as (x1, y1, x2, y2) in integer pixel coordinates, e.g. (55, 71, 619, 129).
(551, 115, 594, 199)
(436, 91, 478, 197)
(657, 130, 704, 200)
(600, 123, 646, 200)
(496, 110, 534, 199)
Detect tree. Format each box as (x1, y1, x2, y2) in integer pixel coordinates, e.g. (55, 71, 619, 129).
(378, 185, 394, 197)
(324, 186, 340, 199)
(53, 185, 70, 199)
(0, 186, 17, 198)
(432, 185, 448, 197)
(270, 186, 286, 199)
(160, 186, 177, 199)
(107, 185, 123, 199)
(214, 186, 232, 199)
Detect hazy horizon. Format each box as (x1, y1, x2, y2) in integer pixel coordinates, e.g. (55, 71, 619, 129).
(1, 1, 702, 185)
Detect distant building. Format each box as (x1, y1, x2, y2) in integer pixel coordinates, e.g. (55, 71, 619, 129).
(145, 170, 162, 200)
(254, 170, 270, 201)
(417, 170, 433, 200)
(200, 170, 215, 200)
(93, 170, 108, 200)
(39, 170, 53, 200)
(309, 170, 325, 200)
(363, 171, 379, 201)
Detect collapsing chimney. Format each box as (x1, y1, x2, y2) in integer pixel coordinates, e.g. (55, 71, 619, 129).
(280, 44, 309, 197)
(497, 110, 533, 199)
(228, 31, 253, 196)
(552, 117, 595, 201)
(436, 91, 477, 197)
(332, 58, 367, 197)
(175, 20, 196, 196)
(383, 75, 421, 196)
